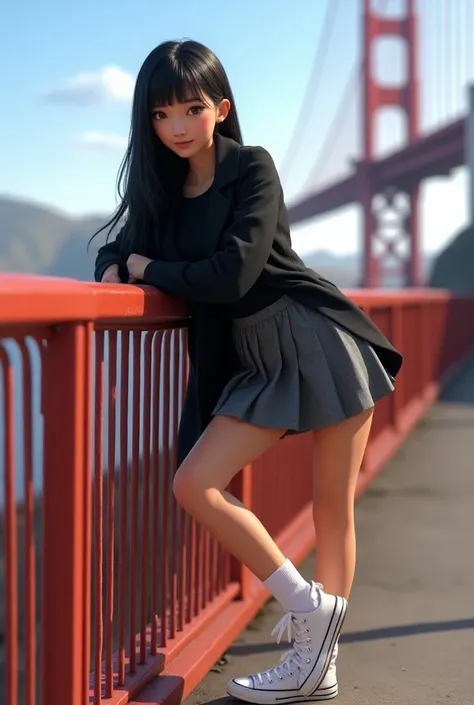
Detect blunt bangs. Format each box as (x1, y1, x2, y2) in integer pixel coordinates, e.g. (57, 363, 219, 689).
(148, 57, 212, 110)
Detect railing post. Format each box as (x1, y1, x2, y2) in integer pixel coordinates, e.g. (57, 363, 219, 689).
(229, 465, 254, 600)
(41, 322, 92, 705)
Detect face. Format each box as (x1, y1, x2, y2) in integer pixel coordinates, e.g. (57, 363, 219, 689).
(151, 92, 230, 157)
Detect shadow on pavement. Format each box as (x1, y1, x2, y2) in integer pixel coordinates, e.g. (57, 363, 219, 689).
(226, 617, 474, 657)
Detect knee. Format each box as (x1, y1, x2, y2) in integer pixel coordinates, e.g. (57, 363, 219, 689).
(173, 462, 205, 511)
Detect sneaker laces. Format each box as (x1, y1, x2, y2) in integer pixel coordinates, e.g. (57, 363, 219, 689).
(252, 583, 323, 687)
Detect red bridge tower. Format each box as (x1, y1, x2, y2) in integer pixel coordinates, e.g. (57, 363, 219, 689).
(360, 0, 421, 287)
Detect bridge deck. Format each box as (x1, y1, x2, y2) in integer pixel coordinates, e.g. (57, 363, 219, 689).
(181, 355, 474, 705)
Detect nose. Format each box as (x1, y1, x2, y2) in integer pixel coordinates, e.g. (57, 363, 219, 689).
(172, 118, 186, 137)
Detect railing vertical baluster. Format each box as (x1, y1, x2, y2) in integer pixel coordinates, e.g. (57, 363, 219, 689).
(229, 465, 253, 600)
(140, 332, 153, 663)
(129, 331, 142, 673)
(161, 332, 171, 646)
(1, 348, 18, 705)
(106, 331, 118, 695)
(83, 323, 94, 704)
(93, 332, 105, 704)
(117, 329, 130, 686)
(151, 331, 163, 653)
(41, 322, 91, 705)
(20, 342, 37, 705)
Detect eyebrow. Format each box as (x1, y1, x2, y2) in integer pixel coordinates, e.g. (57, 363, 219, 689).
(153, 96, 205, 109)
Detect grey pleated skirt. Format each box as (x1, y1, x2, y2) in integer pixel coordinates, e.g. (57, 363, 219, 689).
(212, 295, 395, 432)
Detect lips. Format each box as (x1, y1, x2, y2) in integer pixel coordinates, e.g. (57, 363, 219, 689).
(174, 140, 194, 149)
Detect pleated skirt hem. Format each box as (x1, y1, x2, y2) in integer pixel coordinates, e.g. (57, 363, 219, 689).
(212, 295, 395, 433)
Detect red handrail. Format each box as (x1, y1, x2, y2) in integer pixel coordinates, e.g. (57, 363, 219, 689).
(1, 275, 473, 705)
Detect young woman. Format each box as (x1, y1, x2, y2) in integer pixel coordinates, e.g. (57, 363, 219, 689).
(92, 40, 402, 703)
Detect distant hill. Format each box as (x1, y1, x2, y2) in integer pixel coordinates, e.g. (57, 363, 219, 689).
(0, 195, 106, 281)
(0, 194, 442, 289)
(428, 225, 474, 292)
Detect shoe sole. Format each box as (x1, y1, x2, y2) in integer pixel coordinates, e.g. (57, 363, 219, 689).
(225, 691, 338, 704)
(226, 597, 347, 704)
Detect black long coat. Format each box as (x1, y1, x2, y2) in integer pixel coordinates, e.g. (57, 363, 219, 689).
(94, 133, 402, 464)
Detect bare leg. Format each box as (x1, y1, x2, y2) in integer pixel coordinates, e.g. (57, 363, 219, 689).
(173, 415, 286, 581)
(312, 408, 374, 599)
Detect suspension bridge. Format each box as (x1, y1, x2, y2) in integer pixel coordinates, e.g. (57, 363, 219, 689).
(285, 0, 474, 288)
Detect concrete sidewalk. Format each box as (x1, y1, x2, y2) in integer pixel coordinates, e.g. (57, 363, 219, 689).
(184, 356, 474, 705)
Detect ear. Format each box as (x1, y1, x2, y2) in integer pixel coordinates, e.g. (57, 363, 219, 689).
(216, 98, 231, 123)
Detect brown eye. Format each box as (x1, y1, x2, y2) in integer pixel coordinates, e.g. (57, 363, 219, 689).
(188, 106, 204, 116)
(152, 110, 166, 120)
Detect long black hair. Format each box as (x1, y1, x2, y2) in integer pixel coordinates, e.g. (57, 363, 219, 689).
(88, 40, 243, 257)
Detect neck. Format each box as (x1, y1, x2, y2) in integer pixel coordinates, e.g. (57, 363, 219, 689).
(186, 137, 216, 187)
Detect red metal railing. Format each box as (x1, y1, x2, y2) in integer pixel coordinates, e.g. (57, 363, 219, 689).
(1, 275, 473, 705)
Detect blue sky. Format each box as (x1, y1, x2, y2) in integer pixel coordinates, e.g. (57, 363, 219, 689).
(1, 0, 471, 258)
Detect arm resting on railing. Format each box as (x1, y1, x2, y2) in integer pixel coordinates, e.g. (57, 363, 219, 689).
(94, 227, 126, 282)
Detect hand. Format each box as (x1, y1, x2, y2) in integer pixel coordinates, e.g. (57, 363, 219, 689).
(101, 264, 121, 283)
(126, 253, 153, 283)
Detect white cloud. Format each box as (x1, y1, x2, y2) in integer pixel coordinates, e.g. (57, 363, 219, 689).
(76, 130, 128, 151)
(43, 66, 134, 105)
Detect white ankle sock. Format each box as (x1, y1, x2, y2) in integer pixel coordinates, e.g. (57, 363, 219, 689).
(263, 558, 320, 613)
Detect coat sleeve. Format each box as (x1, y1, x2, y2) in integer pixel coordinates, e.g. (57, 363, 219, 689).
(93, 226, 126, 282)
(142, 147, 280, 303)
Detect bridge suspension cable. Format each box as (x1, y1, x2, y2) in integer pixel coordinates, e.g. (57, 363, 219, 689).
(300, 0, 391, 195)
(279, 0, 341, 183)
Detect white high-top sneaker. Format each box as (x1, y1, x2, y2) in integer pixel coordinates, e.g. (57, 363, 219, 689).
(226, 585, 346, 704)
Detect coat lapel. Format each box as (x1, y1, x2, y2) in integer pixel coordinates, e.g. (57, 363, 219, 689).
(199, 133, 242, 256)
